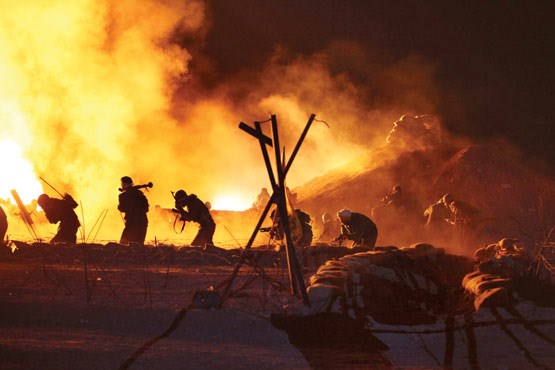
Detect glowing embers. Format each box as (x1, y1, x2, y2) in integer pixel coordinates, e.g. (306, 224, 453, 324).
(0, 140, 42, 204)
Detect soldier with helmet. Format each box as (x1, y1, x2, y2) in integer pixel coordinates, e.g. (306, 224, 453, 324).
(334, 208, 378, 249)
(424, 193, 454, 233)
(173, 189, 215, 247)
(118, 176, 149, 245)
(37, 193, 81, 244)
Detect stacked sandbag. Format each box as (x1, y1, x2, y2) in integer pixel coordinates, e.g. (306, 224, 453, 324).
(461, 270, 511, 311)
(464, 238, 533, 311)
(306, 243, 467, 325)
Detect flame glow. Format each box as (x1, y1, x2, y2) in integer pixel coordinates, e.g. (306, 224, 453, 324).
(212, 195, 251, 211)
(0, 1, 440, 246)
(0, 140, 43, 205)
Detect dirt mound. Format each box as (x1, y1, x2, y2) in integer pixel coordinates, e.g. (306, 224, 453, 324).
(431, 144, 555, 237)
(296, 143, 555, 247)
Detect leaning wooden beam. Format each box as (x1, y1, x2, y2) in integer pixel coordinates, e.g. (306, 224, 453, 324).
(284, 113, 316, 175)
(224, 115, 312, 306)
(11, 189, 39, 242)
(254, 121, 279, 191)
(271, 115, 310, 304)
(270, 115, 297, 295)
(239, 121, 273, 146)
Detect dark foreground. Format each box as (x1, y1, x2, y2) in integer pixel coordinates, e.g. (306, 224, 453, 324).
(0, 242, 391, 369)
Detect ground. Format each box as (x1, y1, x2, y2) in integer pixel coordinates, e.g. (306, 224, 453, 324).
(0, 242, 390, 369)
(2, 242, 555, 369)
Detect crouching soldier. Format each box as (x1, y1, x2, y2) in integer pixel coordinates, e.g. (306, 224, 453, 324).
(334, 208, 378, 249)
(173, 190, 215, 247)
(37, 193, 81, 244)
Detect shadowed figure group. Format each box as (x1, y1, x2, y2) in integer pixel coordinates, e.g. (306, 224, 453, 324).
(424, 193, 481, 248)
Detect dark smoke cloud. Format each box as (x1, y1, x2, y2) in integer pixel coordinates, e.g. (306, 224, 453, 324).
(195, 0, 555, 172)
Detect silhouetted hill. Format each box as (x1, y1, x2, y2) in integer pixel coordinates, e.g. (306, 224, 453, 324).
(296, 144, 555, 247)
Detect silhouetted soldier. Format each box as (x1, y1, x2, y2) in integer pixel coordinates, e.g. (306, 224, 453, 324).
(448, 197, 481, 248)
(118, 176, 149, 245)
(37, 193, 81, 244)
(317, 212, 341, 242)
(0, 204, 7, 244)
(173, 189, 215, 247)
(334, 209, 378, 249)
(382, 185, 404, 207)
(448, 199, 480, 230)
(262, 208, 313, 247)
(424, 194, 453, 233)
(252, 187, 270, 210)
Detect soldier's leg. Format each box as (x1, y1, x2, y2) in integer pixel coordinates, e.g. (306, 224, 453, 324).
(136, 223, 148, 245)
(192, 222, 215, 246)
(52, 222, 78, 244)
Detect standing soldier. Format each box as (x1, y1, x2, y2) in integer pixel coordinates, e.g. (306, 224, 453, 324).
(37, 193, 81, 244)
(118, 176, 149, 245)
(0, 204, 7, 245)
(173, 189, 215, 247)
(334, 208, 378, 249)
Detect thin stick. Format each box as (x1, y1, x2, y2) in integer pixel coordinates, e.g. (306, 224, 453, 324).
(38, 176, 63, 198)
(90, 210, 108, 244)
(80, 201, 86, 244)
(86, 209, 107, 243)
(223, 225, 243, 249)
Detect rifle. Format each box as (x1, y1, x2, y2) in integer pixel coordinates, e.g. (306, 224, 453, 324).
(119, 182, 153, 192)
(171, 207, 187, 233)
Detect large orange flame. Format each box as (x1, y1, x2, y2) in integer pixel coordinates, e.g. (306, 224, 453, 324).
(0, 140, 43, 205)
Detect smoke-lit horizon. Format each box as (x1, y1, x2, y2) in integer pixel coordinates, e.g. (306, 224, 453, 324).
(1, 1, 551, 246)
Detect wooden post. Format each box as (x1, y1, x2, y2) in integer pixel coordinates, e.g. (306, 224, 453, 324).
(226, 114, 315, 306)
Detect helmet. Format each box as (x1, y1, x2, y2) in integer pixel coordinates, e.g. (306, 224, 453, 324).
(37, 194, 50, 207)
(337, 208, 352, 222)
(121, 176, 133, 185)
(392, 185, 402, 192)
(175, 190, 187, 200)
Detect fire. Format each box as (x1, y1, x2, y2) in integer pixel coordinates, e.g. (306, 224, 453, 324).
(212, 194, 251, 211)
(0, 140, 43, 205)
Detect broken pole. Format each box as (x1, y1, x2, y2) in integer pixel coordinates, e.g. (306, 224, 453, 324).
(284, 113, 316, 175)
(10, 189, 39, 242)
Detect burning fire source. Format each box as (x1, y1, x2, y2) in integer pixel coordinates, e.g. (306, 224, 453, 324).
(0, 1, 373, 245)
(0, 140, 42, 205)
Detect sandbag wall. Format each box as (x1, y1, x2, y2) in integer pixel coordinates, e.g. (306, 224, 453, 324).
(462, 240, 548, 311)
(306, 244, 473, 324)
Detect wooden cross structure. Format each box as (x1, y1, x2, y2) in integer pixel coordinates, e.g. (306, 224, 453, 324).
(222, 114, 316, 306)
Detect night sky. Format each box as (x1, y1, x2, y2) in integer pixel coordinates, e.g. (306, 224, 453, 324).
(195, 1, 554, 171)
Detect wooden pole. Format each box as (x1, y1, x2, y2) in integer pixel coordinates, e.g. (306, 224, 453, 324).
(227, 114, 313, 306)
